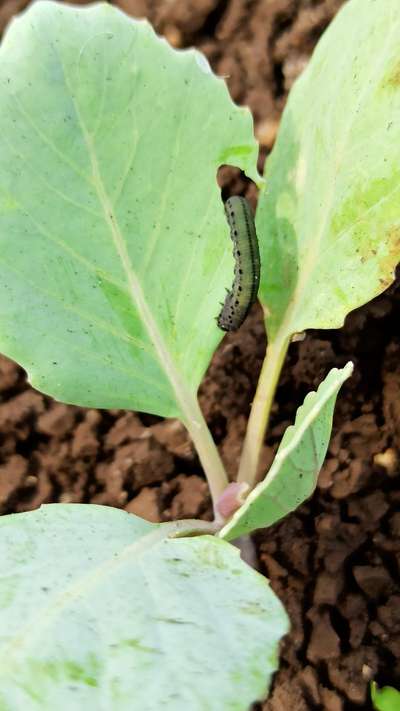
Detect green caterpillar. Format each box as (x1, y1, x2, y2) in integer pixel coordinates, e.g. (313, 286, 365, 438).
(217, 196, 260, 332)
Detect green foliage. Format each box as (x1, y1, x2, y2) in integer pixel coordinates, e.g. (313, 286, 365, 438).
(372, 682, 400, 711)
(0, 0, 259, 417)
(257, 0, 400, 342)
(0, 505, 288, 710)
(219, 363, 352, 540)
(0, 0, 398, 707)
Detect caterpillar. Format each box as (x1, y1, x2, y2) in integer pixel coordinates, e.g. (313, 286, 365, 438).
(217, 196, 260, 332)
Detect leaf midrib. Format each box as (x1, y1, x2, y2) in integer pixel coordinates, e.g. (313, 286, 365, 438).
(220, 364, 352, 538)
(0, 526, 165, 666)
(58, 47, 198, 422)
(0, 516, 216, 667)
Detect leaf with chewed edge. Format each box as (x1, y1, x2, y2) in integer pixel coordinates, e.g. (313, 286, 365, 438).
(219, 363, 353, 541)
(0, 1, 260, 418)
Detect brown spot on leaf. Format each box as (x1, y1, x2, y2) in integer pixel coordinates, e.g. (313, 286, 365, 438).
(385, 225, 400, 247)
(381, 59, 400, 89)
(377, 226, 400, 284)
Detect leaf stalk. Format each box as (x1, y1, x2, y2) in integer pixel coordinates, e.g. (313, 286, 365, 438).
(183, 399, 229, 522)
(237, 333, 290, 487)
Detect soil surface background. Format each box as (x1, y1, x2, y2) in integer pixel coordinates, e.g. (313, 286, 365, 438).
(1, 1, 400, 709)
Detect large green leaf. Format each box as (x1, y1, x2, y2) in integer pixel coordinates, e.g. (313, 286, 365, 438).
(258, 0, 400, 342)
(0, 1, 260, 416)
(219, 363, 353, 540)
(0, 504, 288, 710)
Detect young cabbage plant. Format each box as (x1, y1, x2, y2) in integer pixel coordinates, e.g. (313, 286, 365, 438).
(0, 1, 399, 708)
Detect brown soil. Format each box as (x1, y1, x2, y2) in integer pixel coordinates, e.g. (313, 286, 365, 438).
(0, 0, 399, 709)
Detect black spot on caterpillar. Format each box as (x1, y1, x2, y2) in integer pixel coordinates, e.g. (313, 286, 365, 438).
(217, 196, 260, 332)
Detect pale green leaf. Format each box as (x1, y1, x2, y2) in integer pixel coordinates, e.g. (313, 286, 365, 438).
(0, 1, 260, 416)
(0, 504, 288, 711)
(258, 0, 400, 342)
(372, 682, 400, 711)
(219, 363, 353, 540)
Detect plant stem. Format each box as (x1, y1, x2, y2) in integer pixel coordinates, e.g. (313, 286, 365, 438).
(183, 398, 229, 521)
(237, 333, 290, 487)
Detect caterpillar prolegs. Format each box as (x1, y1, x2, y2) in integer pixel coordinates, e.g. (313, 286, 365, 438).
(217, 196, 260, 332)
